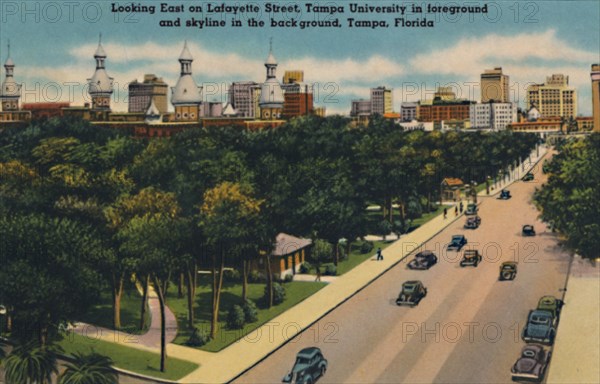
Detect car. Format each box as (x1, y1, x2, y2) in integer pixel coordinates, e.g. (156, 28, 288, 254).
(447, 235, 467, 251)
(499, 261, 518, 280)
(537, 296, 564, 319)
(465, 203, 478, 215)
(522, 310, 556, 345)
(282, 347, 328, 384)
(511, 344, 552, 382)
(522, 225, 536, 236)
(396, 280, 427, 307)
(407, 250, 438, 270)
(464, 216, 481, 229)
(522, 172, 534, 181)
(459, 249, 482, 267)
(498, 189, 511, 200)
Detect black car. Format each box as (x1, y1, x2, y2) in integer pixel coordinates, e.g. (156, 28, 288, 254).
(447, 235, 467, 251)
(511, 344, 551, 382)
(498, 189, 511, 200)
(464, 216, 481, 229)
(459, 249, 482, 267)
(522, 173, 534, 181)
(396, 280, 427, 307)
(465, 203, 478, 216)
(522, 225, 536, 236)
(407, 250, 438, 270)
(283, 347, 328, 384)
(499, 262, 518, 280)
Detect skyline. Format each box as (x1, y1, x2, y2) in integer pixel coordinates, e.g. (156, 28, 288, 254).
(1, 0, 599, 115)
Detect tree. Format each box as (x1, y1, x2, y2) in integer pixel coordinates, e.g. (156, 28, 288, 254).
(2, 341, 60, 384)
(58, 352, 118, 384)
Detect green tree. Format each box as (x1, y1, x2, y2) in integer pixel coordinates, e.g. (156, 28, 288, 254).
(3, 341, 60, 384)
(58, 352, 118, 384)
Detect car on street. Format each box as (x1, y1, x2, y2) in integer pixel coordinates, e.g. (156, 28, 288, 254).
(537, 296, 563, 319)
(396, 280, 427, 307)
(510, 344, 551, 382)
(282, 347, 328, 384)
(460, 249, 482, 267)
(465, 203, 478, 215)
(522, 172, 534, 181)
(499, 261, 518, 280)
(522, 225, 536, 236)
(498, 189, 511, 200)
(447, 235, 467, 251)
(522, 310, 556, 345)
(407, 250, 438, 270)
(464, 216, 481, 229)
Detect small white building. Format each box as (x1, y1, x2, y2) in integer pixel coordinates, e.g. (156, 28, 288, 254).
(470, 102, 517, 130)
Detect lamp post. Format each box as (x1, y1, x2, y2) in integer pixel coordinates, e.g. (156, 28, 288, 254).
(472, 181, 478, 204)
(486, 176, 491, 195)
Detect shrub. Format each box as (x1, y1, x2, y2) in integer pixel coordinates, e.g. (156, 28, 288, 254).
(284, 273, 294, 283)
(227, 305, 246, 329)
(263, 282, 286, 305)
(186, 327, 211, 347)
(299, 262, 312, 274)
(248, 270, 266, 283)
(324, 263, 337, 276)
(360, 240, 374, 254)
(223, 268, 241, 282)
(311, 239, 333, 263)
(242, 299, 258, 323)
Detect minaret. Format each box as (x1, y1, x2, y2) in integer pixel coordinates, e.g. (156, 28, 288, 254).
(171, 41, 202, 122)
(259, 39, 284, 120)
(87, 34, 114, 110)
(1, 40, 22, 112)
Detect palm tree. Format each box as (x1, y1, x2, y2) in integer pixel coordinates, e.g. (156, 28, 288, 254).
(58, 352, 118, 384)
(3, 341, 59, 384)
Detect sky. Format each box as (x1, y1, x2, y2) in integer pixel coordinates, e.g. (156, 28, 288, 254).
(1, 0, 599, 115)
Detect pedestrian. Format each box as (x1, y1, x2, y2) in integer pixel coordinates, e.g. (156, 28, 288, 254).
(459, 201, 464, 213)
(315, 265, 321, 282)
(454, 206, 458, 216)
(443, 207, 448, 219)
(376, 247, 383, 261)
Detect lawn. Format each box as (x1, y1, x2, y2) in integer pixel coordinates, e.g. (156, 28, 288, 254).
(57, 333, 198, 381)
(167, 279, 327, 352)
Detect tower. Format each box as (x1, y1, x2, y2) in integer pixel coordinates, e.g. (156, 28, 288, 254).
(87, 35, 114, 110)
(259, 39, 284, 120)
(592, 64, 600, 132)
(1, 41, 22, 112)
(481, 67, 509, 103)
(171, 41, 202, 121)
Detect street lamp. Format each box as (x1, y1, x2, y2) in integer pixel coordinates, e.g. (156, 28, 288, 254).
(486, 176, 491, 195)
(472, 181, 478, 204)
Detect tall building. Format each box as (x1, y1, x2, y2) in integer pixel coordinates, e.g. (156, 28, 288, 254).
(128, 74, 168, 114)
(87, 35, 114, 111)
(228, 81, 260, 118)
(283, 70, 304, 84)
(592, 64, 600, 132)
(526, 74, 577, 118)
(0, 41, 21, 112)
(371, 86, 393, 115)
(400, 102, 418, 121)
(350, 100, 371, 117)
(470, 102, 517, 130)
(281, 70, 314, 119)
(259, 41, 284, 120)
(171, 41, 202, 122)
(481, 67, 509, 103)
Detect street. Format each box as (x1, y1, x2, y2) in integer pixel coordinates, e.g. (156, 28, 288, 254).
(235, 156, 571, 384)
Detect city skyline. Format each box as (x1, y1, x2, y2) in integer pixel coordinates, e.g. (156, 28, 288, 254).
(0, 1, 598, 115)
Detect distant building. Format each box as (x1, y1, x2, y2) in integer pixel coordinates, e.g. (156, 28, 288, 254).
(283, 70, 304, 84)
(0, 41, 31, 125)
(350, 100, 371, 117)
(259, 42, 284, 120)
(128, 74, 168, 114)
(434, 86, 456, 101)
(170, 41, 203, 122)
(87, 36, 114, 113)
(281, 70, 314, 119)
(22, 102, 69, 119)
(228, 81, 260, 118)
(418, 99, 474, 122)
(481, 67, 509, 103)
(591, 64, 600, 132)
(400, 102, 418, 121)
(526, 74, 577, 118)
(371, 86, 393, 115)
(470, 102, 517, 130)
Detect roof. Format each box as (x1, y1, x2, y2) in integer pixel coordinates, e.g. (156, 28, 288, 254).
(297, 347, 321, 357)
(179, 41, 193, 61)
(272, 233, 312, 257)
(171, 75, 202, 105)
(441, 177, 464, 187)
(94, 42, 107, 58)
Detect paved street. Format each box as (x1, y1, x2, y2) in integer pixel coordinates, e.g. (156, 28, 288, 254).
(235, 152, 573, 384)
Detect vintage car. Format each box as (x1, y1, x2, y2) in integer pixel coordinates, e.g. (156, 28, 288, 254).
(460, 249, 482, 267)
(407, 250, 438, 270)
(522, 172, 535, 181)
(522, 225, 536, 236)
(447, 235, 467, 251)
(522, 310, 556, 345)
(499, 261, 518, 280)
(464, 216, 481, 229)
(537, 296, 564, 319)
(465, 203, 478, 215)
(511, 344, 551, 382)
(498, 189, 512, 200)
(396, 280, 427, 307)
(282, 347, 328, 384)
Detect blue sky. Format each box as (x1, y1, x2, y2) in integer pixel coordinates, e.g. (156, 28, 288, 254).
(1, 0, 599, 115)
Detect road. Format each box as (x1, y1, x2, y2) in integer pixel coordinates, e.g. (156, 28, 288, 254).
(235, 156, 571, 384)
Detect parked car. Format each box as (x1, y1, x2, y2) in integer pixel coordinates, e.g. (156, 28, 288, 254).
(537, 296, 563, 319)
(460, 249, 482, 267)
(465, 203, 478, 215)
(396, 280, 427, 307)
(522, 310, 556, 345)
(498, 189, 511, 200)
(408, 250, 438, 270)
(499, 261, 518, 280)
(511, 344, 551, 382)
(464, 216, 481, 229)
(447, 235, 467, 251)
(522, 225, 536, 236)
(522, 172, 534, 181)
(282, 347, 328, 384)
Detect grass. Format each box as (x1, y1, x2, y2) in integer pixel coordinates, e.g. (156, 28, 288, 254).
(332, 240, 390, 275)
(411, 204, 452, 228)
(167, 278, 326, 352)
(57, 333, 198, 381)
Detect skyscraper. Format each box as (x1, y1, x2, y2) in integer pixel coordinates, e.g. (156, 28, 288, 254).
(128, 74, 168, 114)
(228, 81, 260, 118)
(526, 74, 577, 118)
(591, 64, 600, 132)
(481, 67, 509, 103)
(371, 86, 393, 115)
